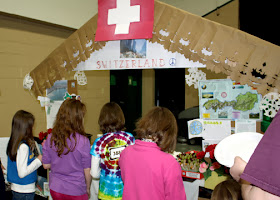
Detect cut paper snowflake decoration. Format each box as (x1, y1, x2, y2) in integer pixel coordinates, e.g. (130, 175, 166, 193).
(185, 68, 206, 89)
(23, 73, 34, 90)
(74, 71, 87, 85)
(260, 91, 280, 118)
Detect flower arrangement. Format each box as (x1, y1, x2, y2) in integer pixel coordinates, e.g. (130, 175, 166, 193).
(39, 128, 52, 141)
(177, 144, 229, 180)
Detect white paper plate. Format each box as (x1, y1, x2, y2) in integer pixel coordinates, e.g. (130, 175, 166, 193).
(214, 132, 263, 168)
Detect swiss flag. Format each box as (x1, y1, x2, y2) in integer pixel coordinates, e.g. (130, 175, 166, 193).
(95, 0, 154, 41)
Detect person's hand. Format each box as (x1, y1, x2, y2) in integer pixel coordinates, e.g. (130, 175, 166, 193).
(230, 156, 247, 182)
(87, 187, 91, 198)
(41, 139, 46, 146)
(37, 154, 43, 162)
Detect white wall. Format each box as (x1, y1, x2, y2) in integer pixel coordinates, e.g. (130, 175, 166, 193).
(0, 0, 233, 29)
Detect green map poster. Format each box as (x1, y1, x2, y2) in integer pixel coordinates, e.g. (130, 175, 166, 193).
(198, 79, 262, 120)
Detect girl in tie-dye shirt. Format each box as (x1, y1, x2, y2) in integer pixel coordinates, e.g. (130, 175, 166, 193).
(90, 102, 135, 200)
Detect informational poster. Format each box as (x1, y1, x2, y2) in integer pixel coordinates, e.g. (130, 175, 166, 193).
(45, 101, 63, 129)
(188, 119, 231, 140)
(74, 39, 206, 71)
(46, 80, 68, 101)
(199, 79, 262, 120)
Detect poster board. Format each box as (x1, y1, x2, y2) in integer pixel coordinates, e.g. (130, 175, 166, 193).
(199, 79, 262, 121)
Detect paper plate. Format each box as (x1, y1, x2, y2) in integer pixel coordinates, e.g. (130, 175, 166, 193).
(214, 132, 263, 168)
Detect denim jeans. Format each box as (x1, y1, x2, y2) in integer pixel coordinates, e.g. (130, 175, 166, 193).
(12, 191, 35, 200)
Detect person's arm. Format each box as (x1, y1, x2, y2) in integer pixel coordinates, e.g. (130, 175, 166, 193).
(90, 156, 101, 179)
(17, 143, 42, 178)
(42, 135, 51, 169)
(230, 156, 247, 182)
(43, 164, 51, 169)
(84, 168, 91, 197)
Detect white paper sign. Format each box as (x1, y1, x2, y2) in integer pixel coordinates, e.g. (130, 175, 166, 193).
(74, 40, 206, 71)
(235, 120, 256, 133)
(202, 120, 231, 140)
(188, 119, 231, 140)
(45, 101, 63, 129)
(0, 137, 10, 179)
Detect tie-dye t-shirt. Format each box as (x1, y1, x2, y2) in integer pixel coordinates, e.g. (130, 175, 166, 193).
(90, 131, 135, 200)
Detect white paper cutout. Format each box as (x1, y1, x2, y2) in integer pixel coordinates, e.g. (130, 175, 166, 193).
(74, 71, 87, 85)
(159, 29, 170, 37)
(86, 40, 93, 48)
(63, 61, 67, 67)
(73, 50, 79, 58)
(201, 47, 212, 56)
(179, 38, 190, 46)
(37, 96, 50, 107)
(108, 0, 140, 34)
(185, 68, 206, 89)
(23, 73, 34, 90)
(260, 91, 280, 118)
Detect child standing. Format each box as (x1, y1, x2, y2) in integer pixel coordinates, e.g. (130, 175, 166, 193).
(211, 178, 242, 200)
(42, 99, 91, 200)
(6, 110, 42, 200)
(119, 106, 186, 200)
(90, 102, 135, 200)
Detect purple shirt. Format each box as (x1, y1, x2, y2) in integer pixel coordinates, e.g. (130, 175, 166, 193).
(119, 140, 186, 200)
(42, 133, 91, 196)
(241, 110, 280, 196)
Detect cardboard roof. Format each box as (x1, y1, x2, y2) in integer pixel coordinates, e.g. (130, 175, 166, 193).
(29, 0, 280, 97)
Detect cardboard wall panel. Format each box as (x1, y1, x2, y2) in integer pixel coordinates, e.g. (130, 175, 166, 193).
(0, 15, 109, 140)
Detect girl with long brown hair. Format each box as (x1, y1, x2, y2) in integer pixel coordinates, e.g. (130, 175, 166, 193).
(42, 99, 91, 200)
(90, 102, 135, 200)
(6, 110, 42, 200)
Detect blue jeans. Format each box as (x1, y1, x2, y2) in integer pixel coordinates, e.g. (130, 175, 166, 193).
(12, 191, 35, 200)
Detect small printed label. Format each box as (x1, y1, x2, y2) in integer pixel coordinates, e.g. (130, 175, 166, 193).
(182, 170, 202, 179)
(203, 113, 210, 118)
(109, 145, 127, 160)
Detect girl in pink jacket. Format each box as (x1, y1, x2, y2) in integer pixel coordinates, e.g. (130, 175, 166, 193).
(119, 106, 187, 200)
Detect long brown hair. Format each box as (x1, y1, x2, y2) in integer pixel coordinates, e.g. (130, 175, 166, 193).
(211, 179, 242, 200)
(51, 99, 86, 157)
(6, 110, 35, 161)
(98, 102, 125, 134)
(135, 106, 178, 153)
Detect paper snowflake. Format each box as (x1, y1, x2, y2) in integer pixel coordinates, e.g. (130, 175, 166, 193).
(260, 92, 280, 118)
(23, 73, 34, 90)
(185, 68, 206, 89)
(74, 71, 87, 85)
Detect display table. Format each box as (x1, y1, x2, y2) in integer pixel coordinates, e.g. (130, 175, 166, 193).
(183, 179, 205, 200)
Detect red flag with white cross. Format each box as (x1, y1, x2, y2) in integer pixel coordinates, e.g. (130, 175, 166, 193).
(95, 0, 154, 41)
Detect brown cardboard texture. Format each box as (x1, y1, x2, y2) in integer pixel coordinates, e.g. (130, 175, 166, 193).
(28, 0, 280, 97)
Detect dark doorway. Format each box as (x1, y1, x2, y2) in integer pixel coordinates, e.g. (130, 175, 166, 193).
(155, 68, 185, 120)
(110, 70, 142, 135)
